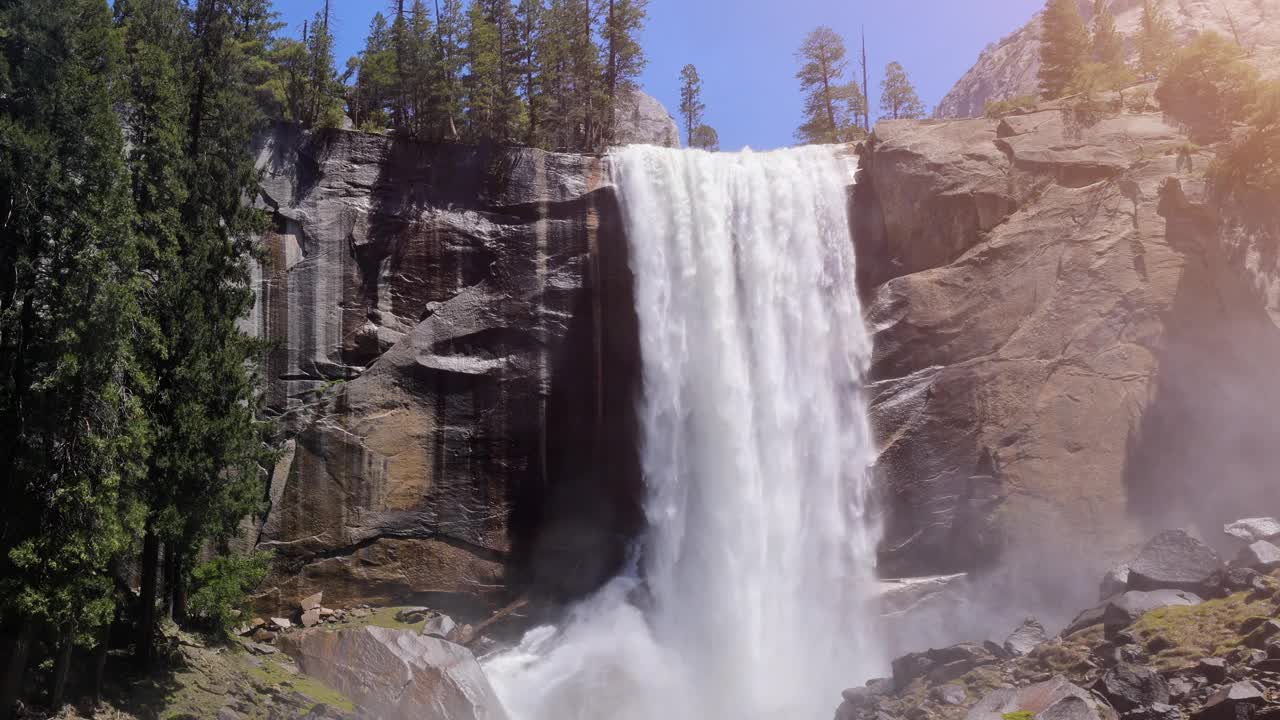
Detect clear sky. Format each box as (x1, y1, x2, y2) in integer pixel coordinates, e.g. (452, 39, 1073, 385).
(274, 0, 1045, 150)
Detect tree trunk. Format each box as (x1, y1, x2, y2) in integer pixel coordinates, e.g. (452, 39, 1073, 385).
(605, 0, 617, 145)
(171, 551, 187, 623)
(1, 624, 35, 720)
(137, 525, 159, 667)
(49, 627, 73, 713)
(819, 59, 836, 139)
(582, 0, 594, 150)
(90, 623, 109, 707)
(163, 542, 176, 620)
(861, 29, 870, 132)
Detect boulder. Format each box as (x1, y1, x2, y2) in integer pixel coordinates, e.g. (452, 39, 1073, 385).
(933, 684, 968, 706)
(1195, 681, 1265, 720)
(611, 89, 680, 148)
(301, 608, 322, 628)
(422, 614, 457, 640)
(1224, 518, 1280, 544)
(1221, 568, 1262, 594)
(1097, 663, 1170, 712)
(1005, 617, 1049, 657)
(247, 642, 278, 656)
(1101, 565, 1131, 602)
(1065, 590, 1202, 636)
(270, 617, 293, 630)
(1233, 541, 1280, 573)
(1243, 620, 1280, 650)
(892, 643, 999, 690)
(1127, 531, 1223, 597)
(394, 607, 432, 624)
(967, 676, 1119, 720)
(1197, 657, 1229, 684)
(1131, 704, 1182, 720)
(300, 592, 323, 612)
(281, 626, 508, 720)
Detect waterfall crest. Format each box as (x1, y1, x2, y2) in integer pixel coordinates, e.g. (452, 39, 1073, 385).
(486, 144, 880, 720)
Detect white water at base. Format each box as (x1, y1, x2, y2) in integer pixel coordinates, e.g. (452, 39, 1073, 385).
(485, 144, 881, 720)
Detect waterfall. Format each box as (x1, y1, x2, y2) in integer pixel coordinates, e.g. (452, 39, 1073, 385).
(485, 144, 881, 720)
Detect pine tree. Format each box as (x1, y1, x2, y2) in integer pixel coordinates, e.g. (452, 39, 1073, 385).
(1038, 0, 1090, 99)
(0, 0, 149, 708)
(133, 0, 274, 666)
(463, 0, 521, 143)
(433, 0, 466, 139)
(794, 26, 865, 144)
(534, 0, 576, 149)
(406, 0, 440, 139)
(1137, 0, 1175, 80)
(1091, 0, 1124, 68)
(600, 0, 648, 145)
(268, 5, 343, 128)
(679, 64, 705, 147)
(349, 12, 396, 131)
(514, 0, 544, 145)
(879, 61, 926, 119)
(1077, 1, 1135, 103)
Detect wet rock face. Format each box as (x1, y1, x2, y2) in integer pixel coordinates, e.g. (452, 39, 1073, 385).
(281, 627, 508, 720)
(250, 125, 643, 612)
(857, 108, 1280, 621)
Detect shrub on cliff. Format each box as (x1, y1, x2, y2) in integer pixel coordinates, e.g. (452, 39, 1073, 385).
(187, 552, 272, 638)
(1210, 80, 1280, 199)
(1156, 32, 1260, 142)
(984, 95, 1039, 118)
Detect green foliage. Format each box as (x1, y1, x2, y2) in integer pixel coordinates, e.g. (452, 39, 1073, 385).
(514, 0, 544, 145)
(268, 7, 344, 129)
(601, 0, 649, 145)
(1137, 0, 1175, 80)
(879, 61, 926, 120)
(1210, 80, 1280, 199)
(679, 63, 705, 147)
(1038, 0, 1090, 99)
(347, 13, 395, 131)
(0, 0, 150, 642)
(1091, 1, 1124, 68)
(464, 0, 523, 142)
(1003, 712, 1036, 720)
(794, 26, 865, 144)
(691, 124, 719, 151)
(1156, 31, 1260, 141)
(1071, 60, 1135, 105)
(187, 552, 271, 636)
(984, 94, 1039, 118)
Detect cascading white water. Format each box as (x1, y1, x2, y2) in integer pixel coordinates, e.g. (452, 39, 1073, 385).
(485, 144, 881, 720)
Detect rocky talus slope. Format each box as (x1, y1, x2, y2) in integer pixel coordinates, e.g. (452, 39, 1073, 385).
(936, 0, 1280, 119)
(834, 523, 1280, 720)
(855, 105, 1280, 635)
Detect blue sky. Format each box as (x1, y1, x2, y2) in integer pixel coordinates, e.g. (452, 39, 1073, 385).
(275, 0, 1044, 150)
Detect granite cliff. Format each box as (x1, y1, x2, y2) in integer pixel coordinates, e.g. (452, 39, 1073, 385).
(857, 105, 1280, 635)
(936, 0, 1280, 119)
(247, 98, 1279, 634)
(247, 126, 644, 614)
